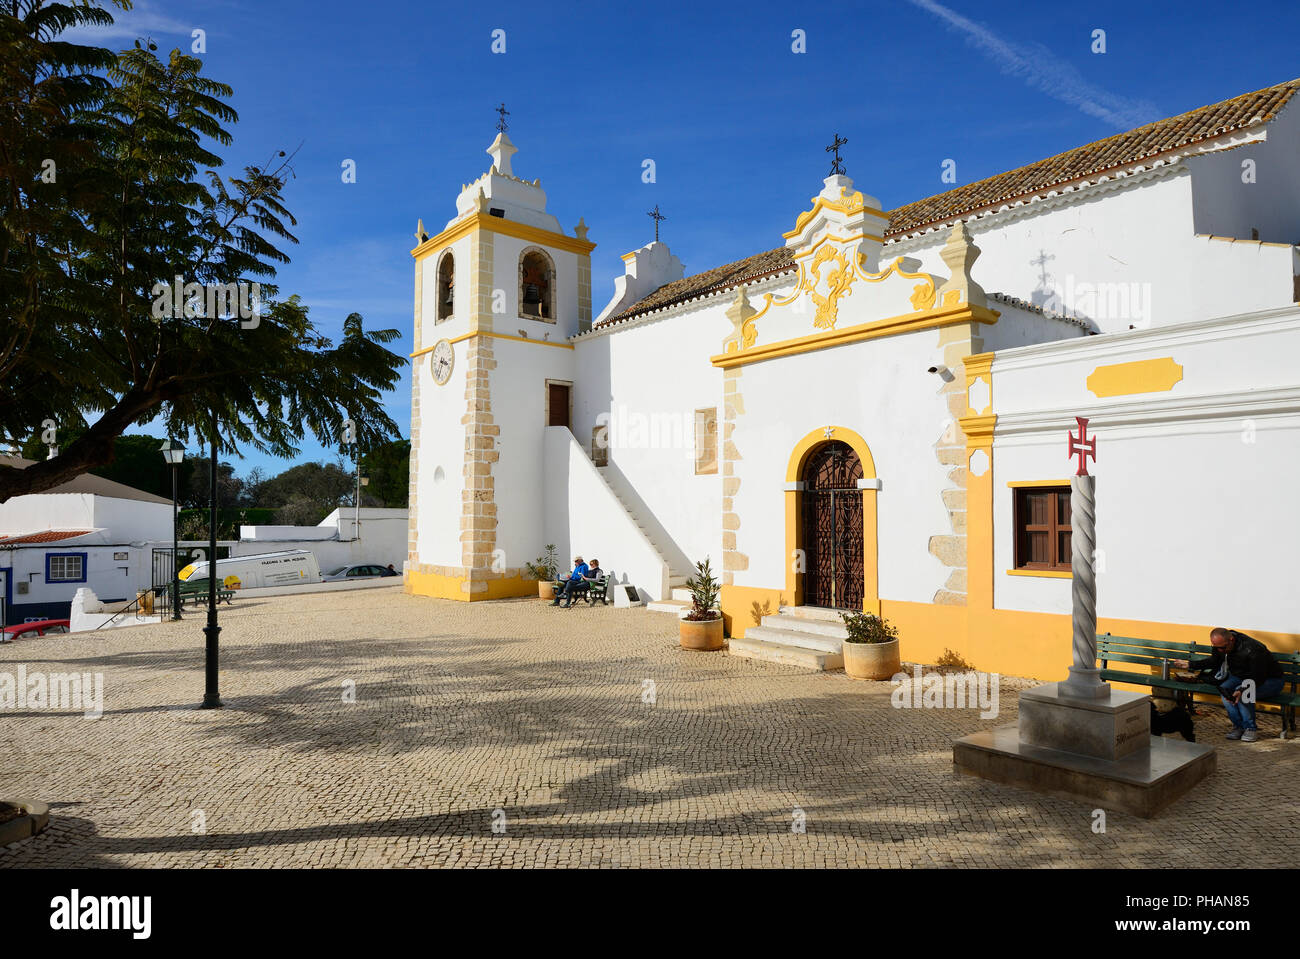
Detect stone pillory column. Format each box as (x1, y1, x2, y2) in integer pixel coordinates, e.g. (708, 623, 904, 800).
(951, 412, 1216, 818)
(1060, 416, 1109, 699)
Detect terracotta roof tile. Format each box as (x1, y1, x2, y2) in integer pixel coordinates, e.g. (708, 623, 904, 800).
(886, 77, 1299, 237)
(0, 530, 94, 545)
(593, 78, 1299, 330)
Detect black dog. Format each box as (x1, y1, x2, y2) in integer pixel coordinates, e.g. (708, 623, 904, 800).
(1150, 702, 1195, 742)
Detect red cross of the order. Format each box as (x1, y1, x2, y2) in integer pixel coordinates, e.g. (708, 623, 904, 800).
(1068, 416, 1096, 476)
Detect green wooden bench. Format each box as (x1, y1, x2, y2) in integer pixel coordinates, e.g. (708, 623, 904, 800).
(178, 579, 235, 608)
(1097, 633, 1300, 738)
(580, 572, 610, 606)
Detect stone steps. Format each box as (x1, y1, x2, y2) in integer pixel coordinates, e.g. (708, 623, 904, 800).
(759, 612, 849, 641)
(745, 625, 842, 654)
(728, 606, 850, 671)
(728, 636, 844, 671)
(647, 598, 691, 618)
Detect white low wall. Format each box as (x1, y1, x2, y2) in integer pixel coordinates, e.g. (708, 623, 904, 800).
(69, 587, 161, 633)
(543, 426, 671, 601)
(232, 579, 403, 600)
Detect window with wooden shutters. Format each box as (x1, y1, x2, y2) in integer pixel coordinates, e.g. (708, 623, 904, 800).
(1013, 486, 1071, 571)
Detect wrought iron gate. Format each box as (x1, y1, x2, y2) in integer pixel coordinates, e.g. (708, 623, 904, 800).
(801, 441, 864, 610)
(151, 547, 176, 614)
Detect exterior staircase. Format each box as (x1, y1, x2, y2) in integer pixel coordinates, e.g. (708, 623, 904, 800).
(645, 577, 693, 617)
(597, 465, 692, 612)
(727, 606, 847, 671)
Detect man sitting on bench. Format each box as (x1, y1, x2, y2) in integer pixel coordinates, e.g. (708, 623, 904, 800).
(1172, 627, 1284, 743)
(551, 555, 590, 609)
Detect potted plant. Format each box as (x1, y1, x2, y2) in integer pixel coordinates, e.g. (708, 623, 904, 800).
(679, 558, 724, 651)
(525, 544, 560, 599)
(839, 611, 901, 680)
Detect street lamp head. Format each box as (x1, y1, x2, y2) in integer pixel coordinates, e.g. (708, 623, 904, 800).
(160, 439, 186, 465)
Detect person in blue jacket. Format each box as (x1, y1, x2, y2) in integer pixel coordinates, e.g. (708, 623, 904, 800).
(551, 555, 590, 608)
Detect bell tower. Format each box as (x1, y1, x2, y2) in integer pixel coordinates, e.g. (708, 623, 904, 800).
(405, 120, 595, 600)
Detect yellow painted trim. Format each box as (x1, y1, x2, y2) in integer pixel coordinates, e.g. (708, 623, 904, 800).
(412, 331, 574, 353)
(711, 303, 999, 369)
(1006, 568, 1072, 579)
(1086, 356, 1183, 398)
(620, 251, 637, 262)
(963, 352, 995, 379)
(783, 426, 879, 613)
(726, 592, 1300, 678)
(1007, 479, 1070, 488)
(411, 212, 596, 262)
(791, 233, 883, 258)
(783, 189, 889, 239)
(964, 346, 996, 611)
(405, 569, 538, 601)
(958, 413, 996, 449)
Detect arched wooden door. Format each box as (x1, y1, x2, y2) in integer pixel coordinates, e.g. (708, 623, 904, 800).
(800, 441, 864, 610)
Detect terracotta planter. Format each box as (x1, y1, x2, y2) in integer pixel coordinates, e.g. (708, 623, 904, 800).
(539, 581, 556, 600)
(843, 638, 901, 680)
(679, 615, 725, 651)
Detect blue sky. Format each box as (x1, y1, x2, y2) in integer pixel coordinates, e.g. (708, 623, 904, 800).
(67, 0, 1300, 478)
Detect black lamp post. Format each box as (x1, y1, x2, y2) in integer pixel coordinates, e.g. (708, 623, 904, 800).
(199, 412, 222, 709)
(159, 440, 185, 621)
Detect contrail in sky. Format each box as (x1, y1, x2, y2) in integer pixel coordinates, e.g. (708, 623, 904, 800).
(906, 0, 1160, 129)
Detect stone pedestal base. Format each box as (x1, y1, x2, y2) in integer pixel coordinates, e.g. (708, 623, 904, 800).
(1018, 682, 1150, 761)
(954, 726, 1216, 818)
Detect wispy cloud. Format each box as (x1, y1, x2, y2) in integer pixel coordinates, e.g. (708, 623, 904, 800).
(906, 0, 1159, 129)
(61, 0, 196, 44)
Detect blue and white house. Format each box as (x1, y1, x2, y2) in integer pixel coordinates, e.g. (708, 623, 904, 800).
(0, 456, 172, 625)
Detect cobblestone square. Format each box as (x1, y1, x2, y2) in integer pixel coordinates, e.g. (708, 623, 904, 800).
(2, 587, 1297, 868)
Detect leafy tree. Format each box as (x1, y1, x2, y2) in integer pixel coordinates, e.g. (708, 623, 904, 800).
(0, 2, 404, 503)
(361, 437, 410, 508)
(253, 460, 354, 526)
(182, 457, 247, 510)
(19, 423, 197, 500)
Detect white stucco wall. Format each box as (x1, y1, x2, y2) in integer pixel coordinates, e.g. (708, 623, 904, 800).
(0, 492, 96, 536)
(1189, 100, 1300, 245)
(413, 349, 467, 569)
(542, 427, 670, 601)
(731, 332, 956, 602)
(990, 305, 1300, 631)
(574, 296, 734, 573)
(888, 170, 1297, 334)
(490, 338, 576, 571)
(234, 508, 409, 572)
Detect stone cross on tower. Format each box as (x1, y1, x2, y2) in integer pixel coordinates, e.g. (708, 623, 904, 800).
(826, 133, 848, 176)
(647, 205, 666, 243)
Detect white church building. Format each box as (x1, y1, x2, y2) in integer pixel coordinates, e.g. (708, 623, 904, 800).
(404, 77, 1300, 680)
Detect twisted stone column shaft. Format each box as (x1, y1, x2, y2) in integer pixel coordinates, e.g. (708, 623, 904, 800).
(1070, 475, 1097, 673)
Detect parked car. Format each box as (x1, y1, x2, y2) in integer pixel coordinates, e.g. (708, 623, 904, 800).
(0, 619, 71, 643)
(321, 564, 400, 582)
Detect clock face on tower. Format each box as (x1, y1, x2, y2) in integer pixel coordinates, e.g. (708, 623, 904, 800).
(431, 339, 454, 385)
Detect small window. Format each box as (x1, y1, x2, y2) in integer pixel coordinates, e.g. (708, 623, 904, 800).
(47, 553, 86, 583)
(1013, 487, 1071, 571)
(436, 252, 455, 323)
(695, 407, 718, 475)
